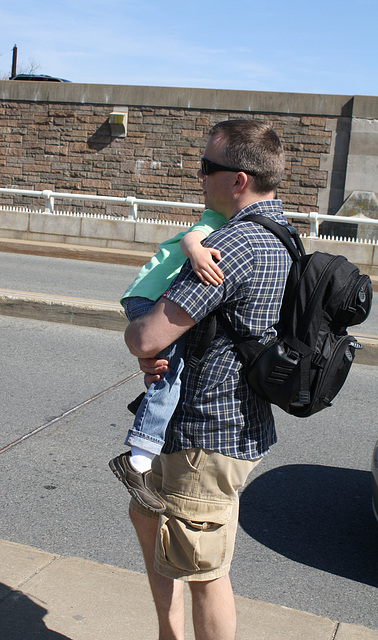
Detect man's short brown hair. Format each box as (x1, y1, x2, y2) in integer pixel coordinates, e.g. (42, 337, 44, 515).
(209, 119, 285, 194)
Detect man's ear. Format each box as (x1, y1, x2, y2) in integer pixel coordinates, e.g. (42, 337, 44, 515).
(232, 171, 250, 194)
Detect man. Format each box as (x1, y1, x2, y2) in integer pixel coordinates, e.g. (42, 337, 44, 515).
(124, 119, 291, 640)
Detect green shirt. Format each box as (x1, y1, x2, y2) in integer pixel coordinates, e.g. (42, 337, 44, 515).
(120, 209, 226, 304)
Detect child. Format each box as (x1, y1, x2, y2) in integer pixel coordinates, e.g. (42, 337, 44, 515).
(109, 209, 226, 512)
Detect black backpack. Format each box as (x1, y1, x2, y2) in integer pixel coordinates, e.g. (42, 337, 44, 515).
(192, 215, 373, 418)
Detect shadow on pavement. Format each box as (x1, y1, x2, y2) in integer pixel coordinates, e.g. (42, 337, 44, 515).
(0, 582, 72, 639)
(239, 464, 378, 587)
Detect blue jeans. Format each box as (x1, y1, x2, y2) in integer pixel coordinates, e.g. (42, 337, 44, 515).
(123, 297, 186, 455)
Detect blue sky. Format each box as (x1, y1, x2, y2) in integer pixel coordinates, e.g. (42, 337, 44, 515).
(0, 0, 377, 96)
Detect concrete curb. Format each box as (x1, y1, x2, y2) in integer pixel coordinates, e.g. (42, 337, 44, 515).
(0, 237, 154, 267)
(353, 333, 378, 366)
(0, 538, 376, 640)
(0, 289, 377, 365)
(0, 289, 127, 332)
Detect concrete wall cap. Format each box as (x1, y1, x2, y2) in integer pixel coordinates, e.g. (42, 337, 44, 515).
(2, 81, 377, 117)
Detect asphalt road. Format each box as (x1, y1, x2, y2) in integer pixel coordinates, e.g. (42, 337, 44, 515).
(0, 251, 377, 630)
(0, 252, 140, 304)
(1, 313, 377, 630)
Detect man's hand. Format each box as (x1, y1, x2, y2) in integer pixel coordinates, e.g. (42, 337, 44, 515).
(138, 356, 169, 386)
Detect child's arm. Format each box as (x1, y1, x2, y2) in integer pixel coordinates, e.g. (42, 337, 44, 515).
(180, 230, 224, 286)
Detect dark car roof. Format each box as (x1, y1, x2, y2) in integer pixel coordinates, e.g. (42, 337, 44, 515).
(10, 74, 70, 82)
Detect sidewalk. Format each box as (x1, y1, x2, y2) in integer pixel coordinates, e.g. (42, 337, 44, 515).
(0, 538, 376, 640)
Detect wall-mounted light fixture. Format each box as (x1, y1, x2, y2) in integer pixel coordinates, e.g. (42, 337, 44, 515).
(109, 107, 128, 137)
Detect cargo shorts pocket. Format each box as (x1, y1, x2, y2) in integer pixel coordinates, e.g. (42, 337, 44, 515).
(156, 502, 232, 574)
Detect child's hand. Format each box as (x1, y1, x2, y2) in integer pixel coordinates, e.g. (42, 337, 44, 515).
(180, 229, 224, 285)
(189, 245, 224, 286)
(138, 357, 169, 385)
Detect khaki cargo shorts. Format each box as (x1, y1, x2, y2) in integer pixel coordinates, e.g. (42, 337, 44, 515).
(130, 448, 261, 581)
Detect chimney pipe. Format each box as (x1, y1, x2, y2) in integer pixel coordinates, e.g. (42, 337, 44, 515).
(10, 45, 17, 79)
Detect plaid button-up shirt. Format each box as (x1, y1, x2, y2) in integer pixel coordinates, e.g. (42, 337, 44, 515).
(163, 200, 292, 460)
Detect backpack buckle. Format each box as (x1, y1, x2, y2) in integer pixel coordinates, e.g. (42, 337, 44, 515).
(312, 352, 326, 367)
(286, 347, 300, 362)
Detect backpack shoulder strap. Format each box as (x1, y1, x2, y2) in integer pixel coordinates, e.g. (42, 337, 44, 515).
(244, 214, 305, 260)
(188, 215, 304, 367)
(187, 313, 218, 368)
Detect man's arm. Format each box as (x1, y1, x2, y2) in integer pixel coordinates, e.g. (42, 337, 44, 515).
(124, 297, 195, 359)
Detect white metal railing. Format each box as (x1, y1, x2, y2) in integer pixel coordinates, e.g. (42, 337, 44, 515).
(0, 187, 377, 241)
(0, 188, 204, 220)
(281, 210, 378, 240)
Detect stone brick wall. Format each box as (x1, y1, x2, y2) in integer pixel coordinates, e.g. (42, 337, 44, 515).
(0, 83, 376, 227)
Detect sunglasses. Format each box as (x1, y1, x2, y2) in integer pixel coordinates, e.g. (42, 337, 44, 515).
(201, 157, 256, 177)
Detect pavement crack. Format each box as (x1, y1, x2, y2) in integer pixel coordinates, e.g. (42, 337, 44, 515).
(329, 622, 340, 639)
(0, 555, 60, 606)
(0, 370, 142, 454)
(16, 555, 60, 590)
